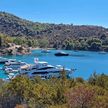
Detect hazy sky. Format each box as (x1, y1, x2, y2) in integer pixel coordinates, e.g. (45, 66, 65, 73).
(0, 0, 108, 27)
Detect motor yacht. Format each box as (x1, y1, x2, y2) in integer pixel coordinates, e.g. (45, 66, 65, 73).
(4, 60, 27, 73)
(0, 57, 8, 63)
(19, 59, 72, 79)
(54, 51, 69, 56)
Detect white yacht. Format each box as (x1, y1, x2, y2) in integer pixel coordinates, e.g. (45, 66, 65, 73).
(4, 60, 27, 73)
(19, 59, 72, 79)
(4, 73, 19, 81)
(0, 57, 8, 63)
(41, 49, 50, 53)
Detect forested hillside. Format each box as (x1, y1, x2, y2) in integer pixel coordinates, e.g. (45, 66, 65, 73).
(0, 12, 107, 37)
(1, 12, 108, 51)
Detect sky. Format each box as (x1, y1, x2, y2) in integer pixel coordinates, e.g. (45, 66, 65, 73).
(0, 0, 108, 27)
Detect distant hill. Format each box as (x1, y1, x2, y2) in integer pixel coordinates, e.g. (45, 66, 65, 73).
(0, 12, 108, 38)
(1, 12, 108, 51)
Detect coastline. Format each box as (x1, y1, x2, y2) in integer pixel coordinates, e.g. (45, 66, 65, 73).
(31, 47, 108, 54)
(31, 47, 55, 50)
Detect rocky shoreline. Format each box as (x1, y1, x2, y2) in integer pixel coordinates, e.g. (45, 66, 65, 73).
(0, 43, 31, 56)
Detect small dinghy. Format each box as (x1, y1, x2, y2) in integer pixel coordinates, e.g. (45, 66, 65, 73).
(41, 49, 50, 53)
(98, 51, 107, 54)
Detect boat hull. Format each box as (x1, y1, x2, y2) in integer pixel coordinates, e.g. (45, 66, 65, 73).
(55, 53, 69, 56)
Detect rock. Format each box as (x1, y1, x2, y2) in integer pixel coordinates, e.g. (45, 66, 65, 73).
(0, 43, 31, 56)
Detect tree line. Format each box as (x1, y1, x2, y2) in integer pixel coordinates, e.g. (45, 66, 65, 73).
(1, 33, 108, 52)
(0, 71, 108, 108)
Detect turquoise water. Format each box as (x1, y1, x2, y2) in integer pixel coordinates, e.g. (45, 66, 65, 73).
(0, 50, 108, 79)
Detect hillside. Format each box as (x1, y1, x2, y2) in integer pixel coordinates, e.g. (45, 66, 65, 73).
(0, 12, 108, 38)
(1, 12, 108, 51)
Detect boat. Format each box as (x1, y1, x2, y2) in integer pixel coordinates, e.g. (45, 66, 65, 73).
(98, 51, 107, 54)
(41, 49, 50, 53)
(3, 60, 27, 73)
(0, 57, 8, 64)
(0, 58, 17, 64)
(19, 59, 72, 79)
(5, 73, 19, 81)
(5, 68, 19, 74)
(5, 59, 16, 65)
(54, 51, 69, 56)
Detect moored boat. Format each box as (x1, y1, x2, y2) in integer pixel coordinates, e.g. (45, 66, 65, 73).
(54, 51, 69, 56)
(0, 57, 8, 64)
(98, 51, 107, 54)
(5, 68, 19, 74)
(19, 58, 72, 79)
(41, 49, 50, 53)
(3, 60, 27, 73)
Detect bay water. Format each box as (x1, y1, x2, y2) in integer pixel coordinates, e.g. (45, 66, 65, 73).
(0, 50, 108, 80)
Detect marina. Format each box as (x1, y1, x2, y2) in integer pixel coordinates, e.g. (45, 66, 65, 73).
(0, 50, 73, 80)
(19, 61, 71, 79)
